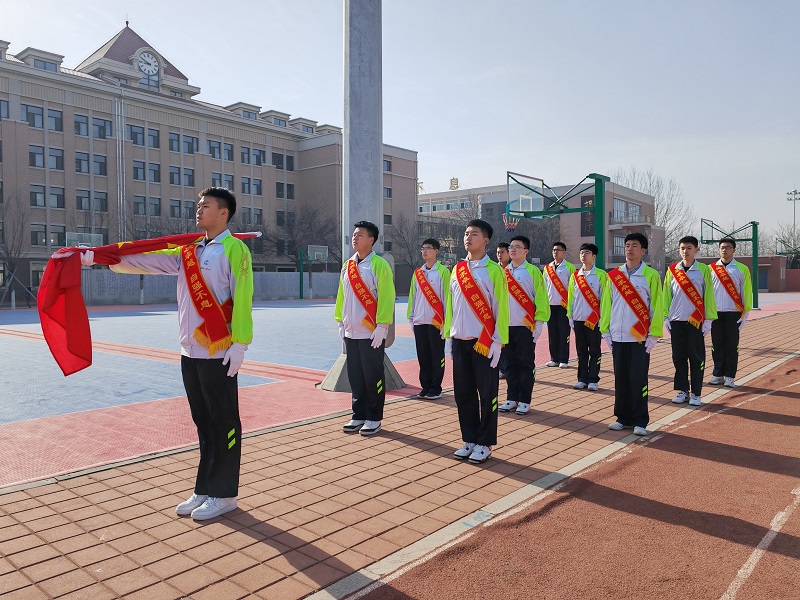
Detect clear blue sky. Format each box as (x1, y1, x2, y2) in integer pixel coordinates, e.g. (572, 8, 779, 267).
(4, 0, 799, 233)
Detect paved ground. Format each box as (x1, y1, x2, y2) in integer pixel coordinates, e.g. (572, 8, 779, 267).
(0, 295, 798, 598)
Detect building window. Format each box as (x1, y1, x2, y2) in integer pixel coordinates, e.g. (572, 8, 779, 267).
(92, 118, 112, 139)
(446, 201, 457, 210)
(47, 109, 63, 132)
(183, 135, 199, 154)
(30, 185, 46, 207)
(224, 174, 234, 189)
(384, 241, 393, 251)
(276, 182, 285, 199)
(432, 201, 444, 212)
(76, 189, 90, 211)
(211, 172, 221, 187)
(168, 132, 180, 152)
(148, 197, 161, 216)
(184, 168, 194, 187)
(139, 72, 159, 92)
(21, 105, 44, 128)
(277, 210, 285, 226)
(148, 163, 161, 183)
(241, 207, 251, 224)
(169, 166, 180, 185)
(30, 262, 47, 287)
(74, 114, 88, 136)
(48, 148, 64, 170)
(75, 152, 89, 173)
(29, 145, 45, 168)
(253, 208, 262, 225)
(383, 187, 392, 198)
(254, 149, 266, 166)
(286, 155, 294, 171)
(241, 147, 250, 164)
(419, 205, 430, 213)
(272, 152, 284, 170)
(460, 198, 471, 209)
(49, 187, 65, 209)
(0, 100, 8, 119)
(170, 90, 182, 98)
(111, 76, 128, 85)
(31, 224, 47, 246)
(223, 143, 233, 161)
(253, 179, 262, 196)
(34, 58, 58, 72)
(384, 214, 392, 225)
(127, 125, 145, 145)
(133, 160, 145, 180)
(133, 195, 146, 215)
(276, 239, 286, 255)
(93, 155, 107, 176)
(93, 192, 108, 212)
(241, 177, 251, 194)
(383, 159, 392, 172)
(49, 225, 66, 247)
(243, 110, 257, 120)
(613, 198, 626, 223)
(148, 128, 160, 148)
(208, 140, 221, 159)
(613, 236, 625, 257)
(182, 200, 194, 219)
(273, 117, 287, 127)
(287, 183, 294, 200)
(170, 199, 181, 218)
(629, 203, 641, 222)
(301, 124, 314, 134)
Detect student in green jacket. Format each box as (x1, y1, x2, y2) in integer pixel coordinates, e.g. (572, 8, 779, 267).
(567, 243, 611, 391)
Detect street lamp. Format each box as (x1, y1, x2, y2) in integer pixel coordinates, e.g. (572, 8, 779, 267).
(788, 189, 800, 237)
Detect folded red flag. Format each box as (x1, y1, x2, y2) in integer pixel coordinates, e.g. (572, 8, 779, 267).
(37, 232, 259, 376)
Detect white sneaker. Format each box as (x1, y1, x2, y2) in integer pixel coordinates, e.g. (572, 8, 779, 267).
(515, 402, 530, 415)
(709, 375, 724, 385)
(468, 445, 492, 464)
(559, 363, 569, 368)
(633, 426, 650, 436)
(546, 361, 558, 367)
(689, 394, 702, 407)
(190, 497, 238, 520)
(176, 493, 208, 516)
(342, 419, 366, 433)
(608, 421, 626, 431)
(573, 381, 587, 390)
(498, 400, 518, 412)
(724, 377, 736, 388)
(454, 442, 476, 459)
(672, 391, 689, 404)
(359, 420, 382, 436)
(587, 383, 599, 392)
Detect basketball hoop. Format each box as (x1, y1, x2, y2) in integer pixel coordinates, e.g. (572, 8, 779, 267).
(503, 214, 520, 233)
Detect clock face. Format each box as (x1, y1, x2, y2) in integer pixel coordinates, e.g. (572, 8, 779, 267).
(138, 52, 159, 76)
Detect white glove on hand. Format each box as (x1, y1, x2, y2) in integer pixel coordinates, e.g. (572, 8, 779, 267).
(338, 322, 345, 340)
(532, 322, 544, 344)
(488, 341, 502, 369)
(702, 320, 713, 336)
(663, 318, 671, 333)
(738, 311, 749, 330)
(222, 343, 247, 377)
(644, 336, 658, 354)
(80, 249, 95, 266)
(602, 333, 613, 350)
(568, 318, 574, 329)
(370, 324, 389, 349)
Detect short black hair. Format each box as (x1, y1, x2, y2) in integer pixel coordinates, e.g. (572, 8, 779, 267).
(552, 241, 567, 251)
(497, 242, 510, 250)
(353, 221, 379, 244)
(625, 232, 649, 250)
(679, 235, 699, 247)
(422, 238, 440, 250)
(510, 235, 530, 250)
(467, 219, 493, 239)
(719, 237, 736, 249)
(579, 243, 598, 256)
(199, 187, 237, 222)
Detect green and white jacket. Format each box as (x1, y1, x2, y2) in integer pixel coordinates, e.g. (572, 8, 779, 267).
(407, 261, 451, 326)
(335, 251, 396, 339)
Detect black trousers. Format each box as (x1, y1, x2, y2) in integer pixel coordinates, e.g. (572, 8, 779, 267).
(711, 311, 741, 377)
(548, 304, 570, 363)
(345, 337, 386, 421)
(181, 356, 241, 498)
(501, 326, 536, 404)
(452, 338, 499, 446)
(574, 320, 602, 384)
(670, 320, 706, 396)
(413, 324, 446, 395)
(612, 341, 650, 428)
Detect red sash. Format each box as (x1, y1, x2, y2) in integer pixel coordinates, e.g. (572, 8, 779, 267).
(505, 268, 536, 331)
(711, 262, 744, 313)
(455, 261, 496, 356)
(575, 274, 601, 330)
(347, 259, 378, 332)
(414, 267, 445, 330)
(669, 263, 705, 328)
(546, 263, 569, 308)
(181, 244, 234, 355)
(608, 267, 650, 341)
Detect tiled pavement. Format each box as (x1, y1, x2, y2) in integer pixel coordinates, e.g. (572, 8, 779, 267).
(1, 309, 799, 599)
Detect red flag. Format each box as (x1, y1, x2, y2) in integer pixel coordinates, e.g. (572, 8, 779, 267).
(37, 232, 259, 376)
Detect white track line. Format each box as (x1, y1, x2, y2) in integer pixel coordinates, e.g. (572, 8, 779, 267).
(719, 487, 800, 600)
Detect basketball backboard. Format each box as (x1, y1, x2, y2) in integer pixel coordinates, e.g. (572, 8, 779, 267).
(507, 172, 545, 218)
(66, 232, 104, 248)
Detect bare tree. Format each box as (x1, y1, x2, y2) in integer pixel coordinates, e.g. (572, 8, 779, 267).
(267, 202, 340, 269)
(390, 212, 421, 266)
(773, 221, 800, 268)
(0, 190, 32, 302)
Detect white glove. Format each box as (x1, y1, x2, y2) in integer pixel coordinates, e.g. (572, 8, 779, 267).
(738, 311, 748, 330)
(702, 320, 713, 336)
(663, 318, 671, 333)
(532, 321, 544, 344)
(370, 324, 389, 349)
(80, 249, 95, 266)
(338, 322, 345, 339)
(440, 326, 446, 340)
(602, 333, 613, 350)
(488, 341, 502, 369)
(222, 343, 247, 377)
(644, 336, 658, 354)
(568, 318, 574, 329)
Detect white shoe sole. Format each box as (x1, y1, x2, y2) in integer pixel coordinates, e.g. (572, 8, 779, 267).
(191, 502, 237, 521)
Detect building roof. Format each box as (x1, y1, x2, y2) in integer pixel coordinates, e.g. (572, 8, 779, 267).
(75, 24, 187, 80)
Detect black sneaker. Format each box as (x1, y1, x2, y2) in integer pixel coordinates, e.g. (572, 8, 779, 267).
(415, 391, 429, 399)
(342, 419, 366, 433)
(425, 392, 443, 399)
